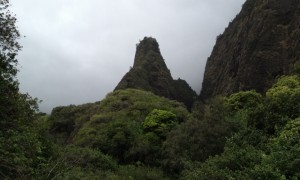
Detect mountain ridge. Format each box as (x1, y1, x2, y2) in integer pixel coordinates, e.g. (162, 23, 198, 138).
(200, 0, 300, 100)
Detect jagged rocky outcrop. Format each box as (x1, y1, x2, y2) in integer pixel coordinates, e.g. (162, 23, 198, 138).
(200, 0, 300, 100)
(115, 37, 196, 109)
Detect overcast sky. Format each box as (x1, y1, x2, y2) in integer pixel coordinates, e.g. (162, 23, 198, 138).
(10, 0, 245, 113)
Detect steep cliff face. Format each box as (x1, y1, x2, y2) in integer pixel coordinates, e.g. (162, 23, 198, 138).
(115, 37, 196, 109)
(200, 0, 300, 100)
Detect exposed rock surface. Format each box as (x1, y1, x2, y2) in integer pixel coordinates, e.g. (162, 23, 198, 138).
(115, 37, 196, 109)
(200, 0, 300, 100)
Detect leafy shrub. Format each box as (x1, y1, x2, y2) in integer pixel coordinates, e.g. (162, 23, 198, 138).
(42, 146, 117, 179)
(143, 109, 178, 137)
(162, 97, 235, 177)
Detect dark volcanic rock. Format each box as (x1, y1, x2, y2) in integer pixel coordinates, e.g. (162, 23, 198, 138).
(115, 37, 196, 109)
(200, 0, 300, 100)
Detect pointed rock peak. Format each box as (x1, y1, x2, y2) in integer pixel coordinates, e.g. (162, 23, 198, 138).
(137, 37, 160, 54)
(133, 37, 163, 67)
(115, 37, 197, 110)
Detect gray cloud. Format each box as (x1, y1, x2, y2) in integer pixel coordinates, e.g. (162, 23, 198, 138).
(11, 0, 245, 113)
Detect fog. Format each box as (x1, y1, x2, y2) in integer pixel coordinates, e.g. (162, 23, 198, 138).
(11, 0, 246, 113)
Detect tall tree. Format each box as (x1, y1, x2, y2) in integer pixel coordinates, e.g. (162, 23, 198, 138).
(0, 1, 42, 178)
(0, 0, 22, 129)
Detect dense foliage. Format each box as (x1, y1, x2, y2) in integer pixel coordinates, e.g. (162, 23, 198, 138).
(43, 75, 300, 179)
(182, 75, 300, 179)
(71, 89, 190, 166)
(1, 1, 300, 179)
(0, 0, 48, 178)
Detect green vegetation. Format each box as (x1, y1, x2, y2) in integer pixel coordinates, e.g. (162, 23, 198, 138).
(48, 102, 100, 144)
(182, 75, 300, 179)
(0, 1, 120, 178)
(143, 109, 178, 137)
(71, 89, 190, 166)
(0, 1, 48, 178)
(1, 0, 300, 179)
(38, 75, 300, 179)
(38, 89, 190, 179)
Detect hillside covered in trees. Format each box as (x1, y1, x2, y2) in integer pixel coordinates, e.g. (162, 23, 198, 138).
(1, 0, 300, 179)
